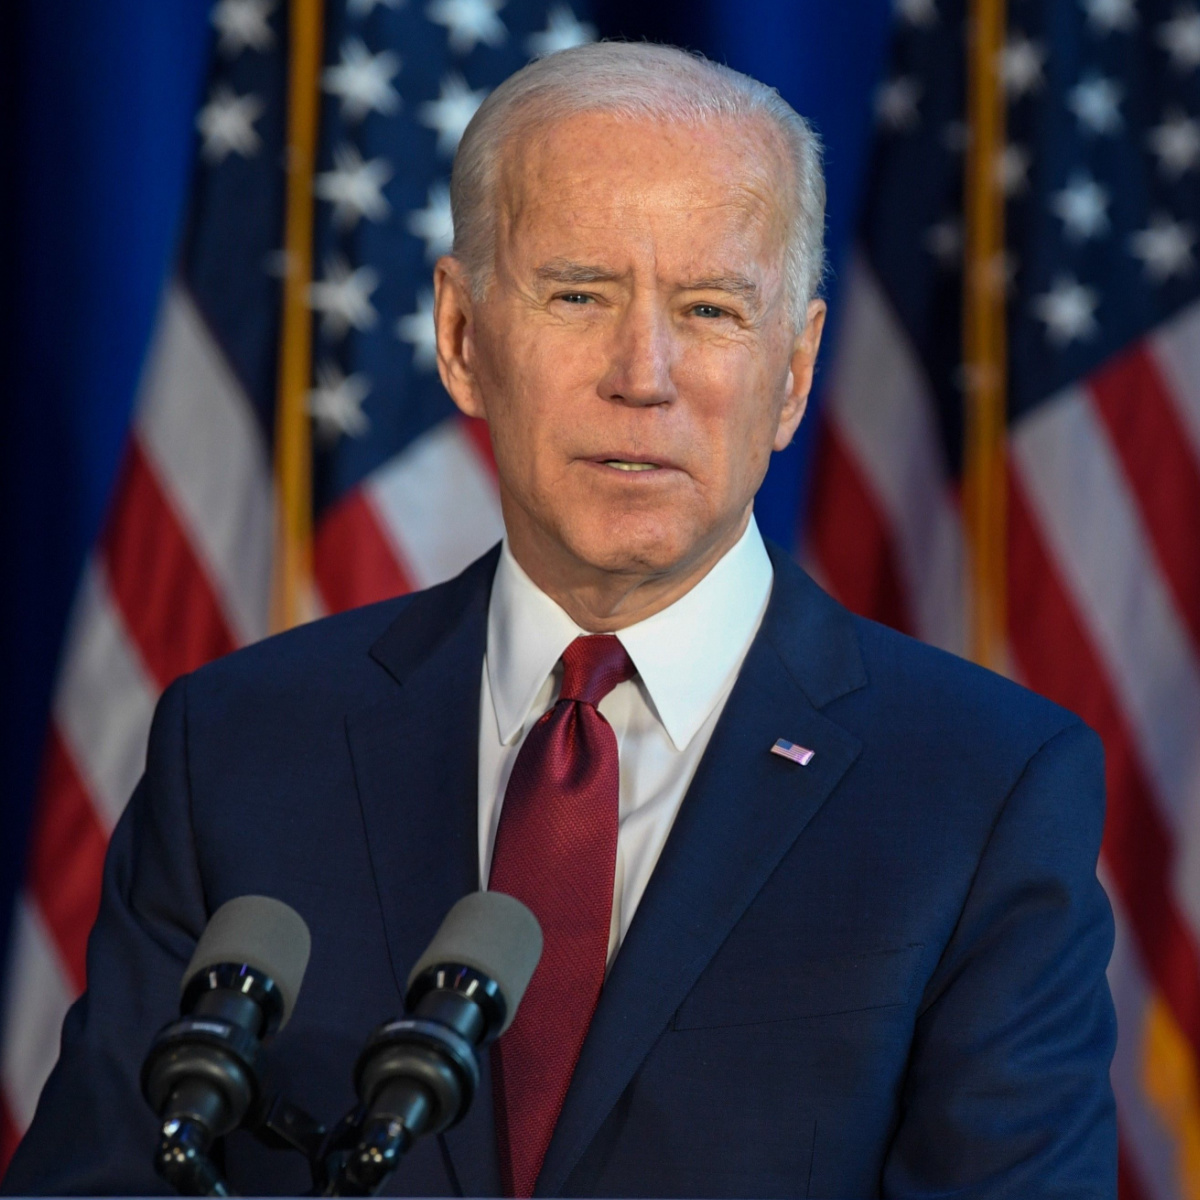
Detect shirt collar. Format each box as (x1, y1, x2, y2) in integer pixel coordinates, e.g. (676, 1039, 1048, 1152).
(486, 517, 774, 751)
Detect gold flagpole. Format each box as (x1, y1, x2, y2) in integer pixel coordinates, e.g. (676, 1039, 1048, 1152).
(963, 0, 1008, 669)
(270, 0, 324, 633)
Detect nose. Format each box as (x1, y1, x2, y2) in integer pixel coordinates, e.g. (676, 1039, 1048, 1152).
(598, 296, 678, 407)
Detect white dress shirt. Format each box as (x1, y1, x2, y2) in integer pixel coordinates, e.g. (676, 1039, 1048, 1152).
(478, 517, 774, 966)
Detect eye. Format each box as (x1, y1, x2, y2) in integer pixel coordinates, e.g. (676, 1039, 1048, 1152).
(557, 292, 594, 305)
(691, 303, 728, 319)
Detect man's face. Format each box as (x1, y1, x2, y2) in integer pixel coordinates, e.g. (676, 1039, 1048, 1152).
(435, 111, 825, 587)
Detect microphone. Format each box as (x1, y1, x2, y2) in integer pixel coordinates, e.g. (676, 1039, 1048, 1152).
(328, 891, 541, 1196)
(141, 896, 311, 1196)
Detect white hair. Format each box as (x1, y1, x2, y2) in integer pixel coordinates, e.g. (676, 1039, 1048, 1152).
(449, 41, 826, 329)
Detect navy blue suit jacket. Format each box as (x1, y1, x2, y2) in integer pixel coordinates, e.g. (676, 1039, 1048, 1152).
(3, 545, 1116, 1198)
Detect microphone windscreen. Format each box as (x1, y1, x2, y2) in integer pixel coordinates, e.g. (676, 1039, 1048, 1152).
(183, 895, 312, 1028)
(407, 892, 543, 1034)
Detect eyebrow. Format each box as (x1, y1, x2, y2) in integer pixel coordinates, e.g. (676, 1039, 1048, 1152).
(534, 261, 624, 285)
(534, 261, 761, 302)
(679, 275, 761, 301)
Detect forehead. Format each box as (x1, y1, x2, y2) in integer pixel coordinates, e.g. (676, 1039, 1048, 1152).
(496, 110, 791, 259)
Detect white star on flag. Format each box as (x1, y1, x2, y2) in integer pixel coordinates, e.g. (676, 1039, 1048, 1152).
(419, 73, 489, 156)
(323, 38, 402, 123)
(309, 256, 381, 339)
(1157, 5, 1200, 68)
(1050, 173, 1111, 241)
(1067, 75, 1124, 135)
(347, 0, 404, 15)
(211, 0, 277, 57)
(875, 76, 922, 131)
(1000, 33, 1046, 99)
(1129, 214, 1196, 281)
(316, 144, 393, 230)
(196, 84, 265, 163)
(1148, 109, 1200, 177)
(941, 119, 970, 153)
(1082, 0, 1137, 34)
(397, 290, 438, 370)
(1032, 275, 1100, 345)
(427, 0, 508, 54)
(408, 183, 455, 261)
(924, 218, 962, 267)
(996, 143, 1031, 196)
(526, 6, 597, 57)
(895, 0, 937, 26)
(308, 361, 372, 443)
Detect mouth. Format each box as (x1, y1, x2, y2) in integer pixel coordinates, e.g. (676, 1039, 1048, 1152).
(602, 460, 661, 472)
(585, 453, 679, 476)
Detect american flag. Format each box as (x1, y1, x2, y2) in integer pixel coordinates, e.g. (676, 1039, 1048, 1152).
(0, 0, 595, 1170)
(806, 0, 1200, 1196)
(769, 738, 816, 766)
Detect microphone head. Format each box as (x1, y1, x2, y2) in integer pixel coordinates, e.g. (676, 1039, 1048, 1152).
(406, 892, 542, 1034)
(183, 895, 311, 1029)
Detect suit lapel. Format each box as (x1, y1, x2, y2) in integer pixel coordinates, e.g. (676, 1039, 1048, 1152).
(347, 545, 503, 1197)
(536, 551, 867, 1196)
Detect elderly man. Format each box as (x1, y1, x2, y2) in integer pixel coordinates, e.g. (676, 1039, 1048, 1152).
(4, 42, 1114, 1200)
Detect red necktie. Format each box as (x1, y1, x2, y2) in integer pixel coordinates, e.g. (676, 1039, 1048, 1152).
(488, 634, 636, 1198)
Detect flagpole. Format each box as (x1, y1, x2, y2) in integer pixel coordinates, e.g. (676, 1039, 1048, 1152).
(270, 0, 324, 633)
(963, 0, 1008, 670)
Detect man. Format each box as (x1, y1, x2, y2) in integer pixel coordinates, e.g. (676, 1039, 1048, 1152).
(3, 42, 1115, 1199)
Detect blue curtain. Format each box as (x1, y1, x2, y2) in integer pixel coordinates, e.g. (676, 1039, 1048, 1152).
(0, 0, 212, 976)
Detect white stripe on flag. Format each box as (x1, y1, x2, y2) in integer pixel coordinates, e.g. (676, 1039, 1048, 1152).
(1149, 298, 1200, 466)
(137, 283, 273, 647)
(0, 900, 74, 1133)
(824, 257, 967, 654)
(1012, 389, 1200, 929)
(52, 562, 157, 835)
(366, 418, 505, 589)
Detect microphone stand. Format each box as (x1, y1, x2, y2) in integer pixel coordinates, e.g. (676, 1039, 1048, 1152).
(154, 1116, 232, 1198)
(151, 1091, 411, 1199)
(152, 1091, 330, 1197)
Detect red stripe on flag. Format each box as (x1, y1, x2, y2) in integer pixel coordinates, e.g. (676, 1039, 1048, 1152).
(459, 415, 498, 479)
(1009, 473, 1200, 1057)
(0, 1097, 22, 1183)
(102, 438, 236, 689)
(1116, 1134, 1148, 1200)
(1089, 343, 1200, 655)
(25, 729, 108, 994)
(314, 487, 414, 613)
(806, 420, 915, 634)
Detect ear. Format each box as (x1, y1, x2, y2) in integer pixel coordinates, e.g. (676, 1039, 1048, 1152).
(773, 299, 827, 452)
(434, 255, 487, 419)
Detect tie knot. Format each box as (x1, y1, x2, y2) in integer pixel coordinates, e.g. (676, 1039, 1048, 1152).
(558, 635, 636, 707)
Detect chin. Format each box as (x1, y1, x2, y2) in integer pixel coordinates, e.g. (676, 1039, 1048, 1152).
(557, 511, 710, 577)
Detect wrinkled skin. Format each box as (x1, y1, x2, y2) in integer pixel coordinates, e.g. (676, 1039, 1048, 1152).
(434, 110, 826, 631)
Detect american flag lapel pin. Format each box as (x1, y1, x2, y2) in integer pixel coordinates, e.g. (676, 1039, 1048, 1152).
(771, 738, 815, 766)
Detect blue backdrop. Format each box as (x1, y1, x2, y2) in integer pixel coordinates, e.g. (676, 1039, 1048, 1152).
(0, 0, 893, 976)
(0, 0, 214, 978)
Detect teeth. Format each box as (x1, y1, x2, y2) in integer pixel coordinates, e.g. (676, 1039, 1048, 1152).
(605, 461, 659, 471)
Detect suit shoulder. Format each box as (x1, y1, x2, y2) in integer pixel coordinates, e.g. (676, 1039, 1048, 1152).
(846, 611, 1091, 757)
(181, 593, 415, 708)
(181, 542, 499, 706)
(810, 609, 1105, 854)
